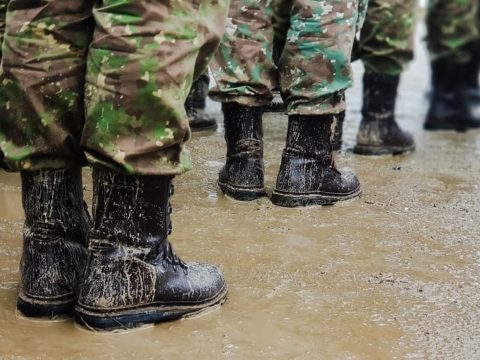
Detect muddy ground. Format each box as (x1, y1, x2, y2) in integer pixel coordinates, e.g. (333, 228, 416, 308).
(1, 27, 480, 359)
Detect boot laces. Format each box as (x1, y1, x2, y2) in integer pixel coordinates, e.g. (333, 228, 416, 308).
(160, 240, 188, 272)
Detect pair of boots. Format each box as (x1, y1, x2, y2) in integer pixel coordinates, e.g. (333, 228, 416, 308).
(218, 103, 361, 207)
(262, 73, 415, 156)
(425, 58, 480, 131)
(18, 168, 227, 331)
(186, 74, 218, 132)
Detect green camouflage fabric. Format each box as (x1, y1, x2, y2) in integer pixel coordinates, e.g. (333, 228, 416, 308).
(210, 0, 366, 115)
(0, 0, 229, 175)
(427, 0, 479, 62)
(356, 0, 416, 76)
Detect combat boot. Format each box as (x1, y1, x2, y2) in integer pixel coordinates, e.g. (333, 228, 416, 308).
(354, 73, 415, 155)
(18, 168, 89, 318)
(186, 74, 217, 132)
(425, 59, 480, 131)
(218, 102, 266, 201)
(75, 167, 227, 331)
(271, 115, 361, 207)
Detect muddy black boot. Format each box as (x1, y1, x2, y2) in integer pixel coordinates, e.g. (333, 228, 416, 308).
(354, 73, 415, 155)
(18, 168, 89, 318)
(186, 74, 217, 132)
(425, 59, 480, 131)
(75, 168, 227, 331)
(331, 111, 345, 151)
(218, 102, 266, 201)
(271, 115, 361, 207)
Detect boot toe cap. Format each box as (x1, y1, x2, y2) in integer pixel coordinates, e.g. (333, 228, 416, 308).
(183, 262, 227, 303)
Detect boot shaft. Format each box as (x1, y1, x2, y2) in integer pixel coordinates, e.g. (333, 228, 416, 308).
(362, 73, 400, 122)
(21, 168, 88, 245)
(285, 115, 334, 156)
(222, 102, 263, 156)
(431, 59, 467, 95)
(91, 167, 171, 254)
(186, 73, 210, 109)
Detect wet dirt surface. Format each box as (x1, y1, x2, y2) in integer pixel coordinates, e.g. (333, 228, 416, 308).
(2, 27, 480, 359)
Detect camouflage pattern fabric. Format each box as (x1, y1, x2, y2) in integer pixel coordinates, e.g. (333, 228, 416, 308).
(356, 0, 416, 76)
(427, 0, 479, 63)
(0, 0, 229, 175)
(210, 0, 366, 115)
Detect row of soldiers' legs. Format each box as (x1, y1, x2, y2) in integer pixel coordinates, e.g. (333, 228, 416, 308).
(210, 0, 363, 207)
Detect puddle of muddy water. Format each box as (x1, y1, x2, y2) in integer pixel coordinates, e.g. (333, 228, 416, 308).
(1, 26, 480, 360)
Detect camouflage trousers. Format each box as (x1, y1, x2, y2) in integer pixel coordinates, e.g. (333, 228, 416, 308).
(356, 0, 416, 76)
(427, 0, 479, 62)
(0, 0, 229, 175)
(210, 0, 367, 115)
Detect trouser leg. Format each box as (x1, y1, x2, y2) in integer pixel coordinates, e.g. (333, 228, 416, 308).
(210, 0, 277, 107)
(82, 0, 230, 175)
(358, 0, 416, 76)
(280, 0, 361, 115)
(0, 0, 94, 171)
(427, 0, 478, 63)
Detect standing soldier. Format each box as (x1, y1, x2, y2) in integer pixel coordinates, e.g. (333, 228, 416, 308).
(0, 0, 230, 330)
(210, 0, 366, 207)
(352, 0, 416, 155)
(425, 0, 480, 131)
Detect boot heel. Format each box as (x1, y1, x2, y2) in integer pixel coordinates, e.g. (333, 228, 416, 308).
(17, 292, 76, 318)
(218, 181, 266, 201)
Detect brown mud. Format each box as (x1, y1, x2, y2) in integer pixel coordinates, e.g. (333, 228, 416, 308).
(1, 26, 480, 359)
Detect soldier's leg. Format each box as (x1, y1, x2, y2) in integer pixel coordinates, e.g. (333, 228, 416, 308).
(76, 0, 230, 331)
(271, 0, 362, 208)
(0, 0, 93, 318)
(81, 0, 228, 176)
(210, 0, 277, 201)
(353, 0, 416, 155)
(210, 0, 277, 106)
(425, 0, 480, 131)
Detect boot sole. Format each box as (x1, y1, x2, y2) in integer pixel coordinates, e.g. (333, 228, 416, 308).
(271, 187, 361, 208)
(17, 292, 77, 319)
(353, 144, 416, 156)
(218, 181, 266, 201)
(75, 286, 228, 331)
